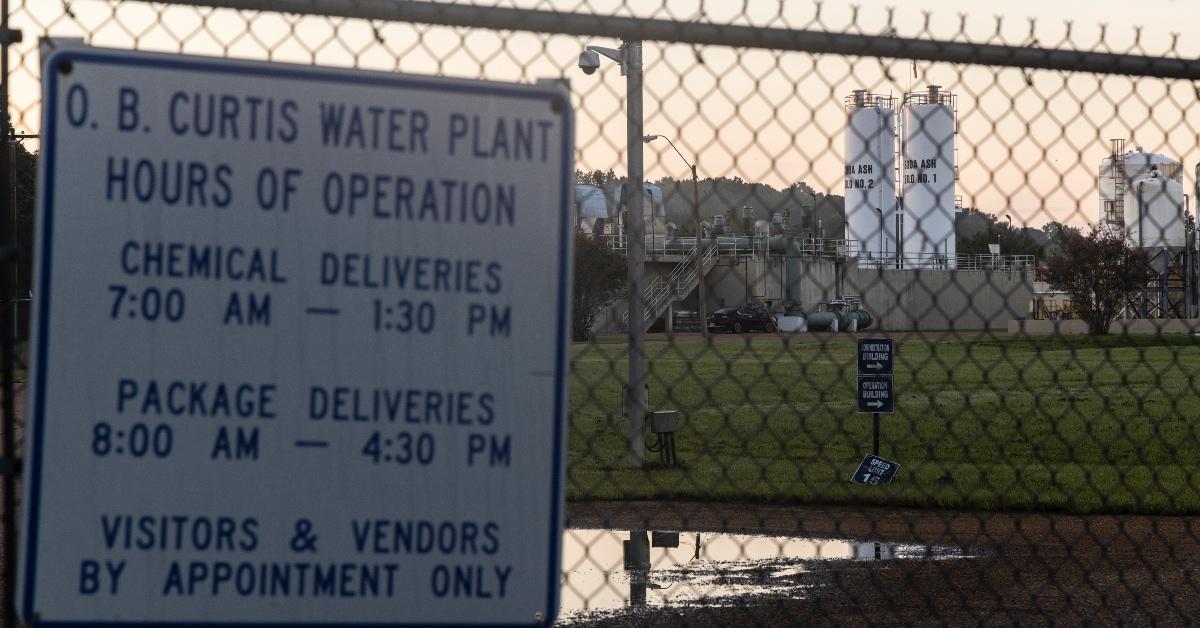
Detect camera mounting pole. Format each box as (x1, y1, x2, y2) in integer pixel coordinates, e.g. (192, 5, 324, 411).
(579, 39, 646, 466)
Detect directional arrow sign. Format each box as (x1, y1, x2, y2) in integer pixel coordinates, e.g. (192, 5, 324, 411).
(857, 375, 894, 413)
(857, 338, 894, 376)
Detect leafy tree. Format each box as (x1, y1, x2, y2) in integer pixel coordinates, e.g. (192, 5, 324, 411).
(1041, 221, 1083, 258)
(1042, 225, 1153, 335)
(8, 137, 35, 342)
(956, 207, 1044, 257)
(606, 174, 835, 235)
(571, 233, 627, 341)
(574, 169, 617, 187)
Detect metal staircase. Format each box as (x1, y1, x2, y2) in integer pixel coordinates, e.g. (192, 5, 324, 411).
(621, 243, 719, 332)
(1108, 138, 1126, 227)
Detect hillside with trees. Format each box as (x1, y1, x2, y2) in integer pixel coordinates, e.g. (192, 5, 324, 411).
(575, 169, 844, 237)
(575, 169, 1096, 257)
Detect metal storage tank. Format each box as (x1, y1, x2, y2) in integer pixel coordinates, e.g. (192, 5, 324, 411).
(573, 184, 609, 233)
(843, 90, 898, 260)
(1132, 171, 1186, 248)
(1098, 141, 1182, 228)
(613, 182, 668, 247)
(900, 85, 957, 268)
(612, 182, 667, 219)
(1195, 162, 1200, 206)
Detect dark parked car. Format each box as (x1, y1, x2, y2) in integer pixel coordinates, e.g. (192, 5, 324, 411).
(707, 306, 776, 333)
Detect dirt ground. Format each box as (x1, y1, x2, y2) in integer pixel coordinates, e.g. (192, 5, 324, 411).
(566, 500, 1200, 626)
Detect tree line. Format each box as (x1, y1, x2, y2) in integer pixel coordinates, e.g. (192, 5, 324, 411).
(577, 168, 1097, 257)
(576, 169, 845, 237)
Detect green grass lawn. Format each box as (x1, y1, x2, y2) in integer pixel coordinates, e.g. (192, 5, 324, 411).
(568, 333, 1200, 514)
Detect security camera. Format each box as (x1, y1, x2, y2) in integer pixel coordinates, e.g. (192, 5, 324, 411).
(578, 49, 600, 75)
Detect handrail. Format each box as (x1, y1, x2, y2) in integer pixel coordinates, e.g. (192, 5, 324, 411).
(600, 235, 860, 259)
(597, 234, 1032, 273)
(620, 241, 717, 330)
(857, 253, 1036, 271)
(622, 245, 699, 328)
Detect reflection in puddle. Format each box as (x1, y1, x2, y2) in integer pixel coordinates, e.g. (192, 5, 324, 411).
(558, 528, 970, 623)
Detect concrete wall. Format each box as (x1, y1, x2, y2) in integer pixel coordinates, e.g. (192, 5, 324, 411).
(787, 260, 840, 309)
(701, 257, 786, 310)
(594, 255, 1035, 333)
(705, 258, 1036, 331)
(845, 264, 1035, 331)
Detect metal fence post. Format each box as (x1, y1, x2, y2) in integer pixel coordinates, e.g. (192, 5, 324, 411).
(624, 39, 646, 467)
(0, 1, 19, 623)
(692, 163, 707, 340)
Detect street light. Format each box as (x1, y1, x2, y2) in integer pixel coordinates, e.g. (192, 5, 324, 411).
(643, 134, 708, 339)
(580, 40, 647, 467)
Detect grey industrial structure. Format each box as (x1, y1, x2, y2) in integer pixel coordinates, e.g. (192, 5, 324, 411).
(576, 91, 1200, 334)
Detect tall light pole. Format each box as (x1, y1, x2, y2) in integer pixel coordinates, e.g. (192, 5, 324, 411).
(643, 134, 707, 339)
(580, 40, 646, 466)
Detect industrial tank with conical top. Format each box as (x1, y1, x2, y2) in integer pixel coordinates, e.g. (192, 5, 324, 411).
(900, 85, 957, 268)
(1097, 144, 1185, 246)
(1133, 171, 1186, 249)
(844, 90, 898, 260)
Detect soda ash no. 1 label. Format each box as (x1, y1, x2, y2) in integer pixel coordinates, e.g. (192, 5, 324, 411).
(22, 46, 572, 626)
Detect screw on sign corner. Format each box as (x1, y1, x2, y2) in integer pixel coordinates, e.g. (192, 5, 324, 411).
(57, 59, 72, 75)
(551, 98, 564, 114)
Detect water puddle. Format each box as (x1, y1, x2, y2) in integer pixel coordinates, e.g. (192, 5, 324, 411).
(558, 528, 971, 624)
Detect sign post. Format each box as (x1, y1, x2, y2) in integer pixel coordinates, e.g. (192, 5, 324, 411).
(857, 338, 894, 457)
(22, 47, 573, 626)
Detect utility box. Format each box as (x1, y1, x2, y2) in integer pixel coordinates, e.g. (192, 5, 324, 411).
(651, 531, 680, 548)
(650, 410, 679, 433)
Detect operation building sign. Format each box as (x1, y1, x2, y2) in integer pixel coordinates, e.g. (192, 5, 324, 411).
(21, 47, 572, 625)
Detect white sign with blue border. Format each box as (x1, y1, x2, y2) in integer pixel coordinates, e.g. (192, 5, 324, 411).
(21, 46, 572, 626)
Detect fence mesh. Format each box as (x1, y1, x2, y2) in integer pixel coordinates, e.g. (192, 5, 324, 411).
(9, 0, 1200, 624)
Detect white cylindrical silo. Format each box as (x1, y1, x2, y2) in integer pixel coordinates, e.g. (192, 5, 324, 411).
(1195, 162, 1200, 205)
(1099, 145, 1182, 227)
(843, 90, 898, 260)
(1132, 172, 1186, 248)
(901, 85, 957, 268)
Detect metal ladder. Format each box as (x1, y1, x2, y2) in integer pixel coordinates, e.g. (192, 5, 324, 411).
(1110, 138, 1126, 226)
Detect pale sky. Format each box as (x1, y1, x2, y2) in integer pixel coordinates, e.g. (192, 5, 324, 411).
(11, 0, 1200, 228)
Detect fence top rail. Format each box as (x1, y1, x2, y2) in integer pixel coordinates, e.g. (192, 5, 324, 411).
(163, 0, 1200, 80)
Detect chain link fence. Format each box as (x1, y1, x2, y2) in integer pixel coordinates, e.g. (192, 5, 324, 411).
(8, 0, 1200, 624)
